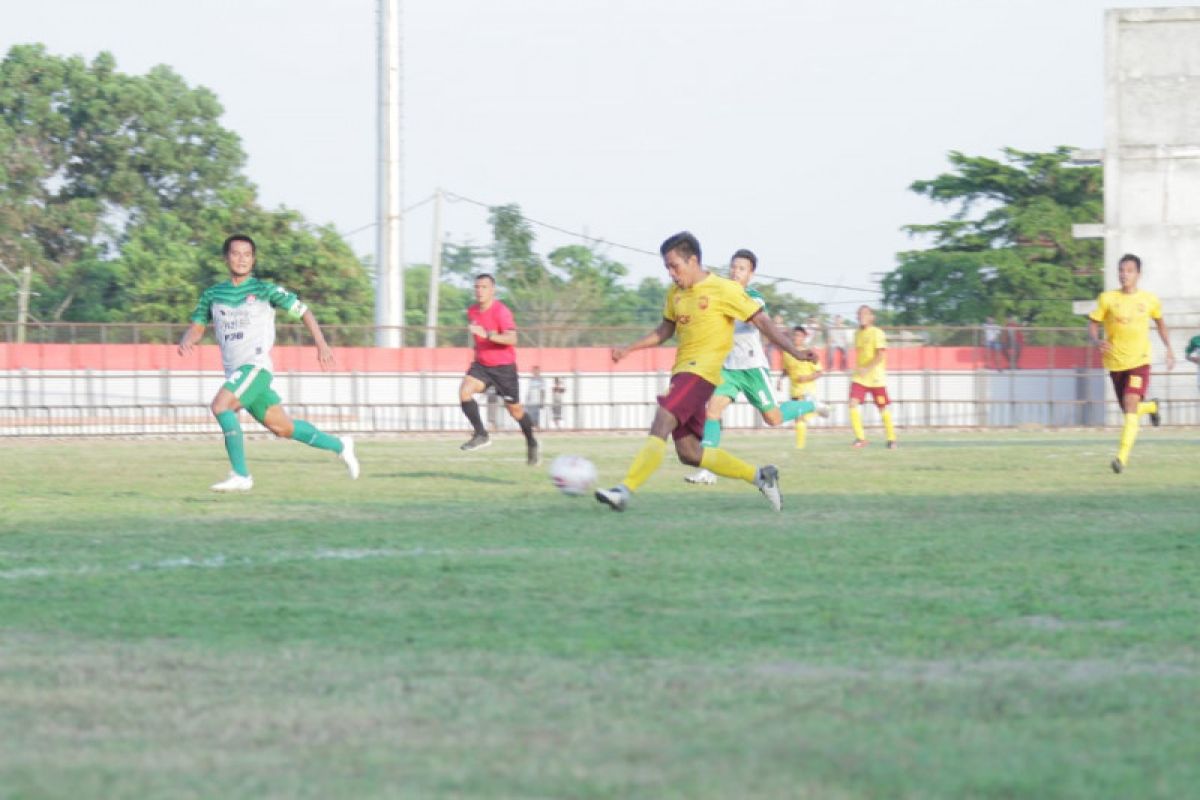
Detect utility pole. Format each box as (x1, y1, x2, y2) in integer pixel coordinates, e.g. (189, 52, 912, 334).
(425, 188, 444, 348)
(15, 263, 32, 345)
(375, 0, 404, 347)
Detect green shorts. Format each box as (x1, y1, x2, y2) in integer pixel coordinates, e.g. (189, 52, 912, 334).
(713, 366, 778, 413)
(224, 364, 282, 423)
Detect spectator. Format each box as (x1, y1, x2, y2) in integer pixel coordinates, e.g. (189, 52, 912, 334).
(551, 377, 566, 429)
(982, 316, 1004, 370)
(827, 314, 851, 370)
(525, 366, 545, 428)
(1004, 317, 1025, 369)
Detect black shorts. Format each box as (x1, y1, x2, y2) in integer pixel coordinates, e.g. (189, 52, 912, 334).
(467, 362, 520, 403)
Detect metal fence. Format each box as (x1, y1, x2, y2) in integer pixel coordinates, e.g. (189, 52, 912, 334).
(2, 323, 1198, 437)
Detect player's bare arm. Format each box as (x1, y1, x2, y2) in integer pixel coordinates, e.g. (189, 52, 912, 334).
(301, 309, 336, 371)
(177, 322, 206, 357)
(612, 319, 675, 363)
(1154, 317, 1176, 370)
(750, 313, 813, 363)
(1088, 319, 1112, 355)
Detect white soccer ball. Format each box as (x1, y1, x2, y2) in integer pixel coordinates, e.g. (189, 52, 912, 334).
(549, 455, 597, 497)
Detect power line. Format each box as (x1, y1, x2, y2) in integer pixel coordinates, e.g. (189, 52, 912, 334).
(441, 189, 882, 297)
(336, 193, 436, 239)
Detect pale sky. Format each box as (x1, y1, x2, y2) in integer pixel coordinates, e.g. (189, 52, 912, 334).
(1, 0, 1172, 310)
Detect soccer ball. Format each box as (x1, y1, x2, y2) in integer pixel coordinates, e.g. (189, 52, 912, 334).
(549, 455, 597, 497)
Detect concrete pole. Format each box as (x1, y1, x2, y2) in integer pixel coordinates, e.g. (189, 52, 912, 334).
(375, 0, 404, 347)
(424, 188, 444, 348)
(16, 263, 32, 344)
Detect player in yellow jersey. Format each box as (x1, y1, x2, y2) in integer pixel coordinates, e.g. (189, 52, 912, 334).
(848, 305, 897, 449)
(594, 232, 818, 512)
(777, 325, 824, 449)
(1087, 253, 1175, 473)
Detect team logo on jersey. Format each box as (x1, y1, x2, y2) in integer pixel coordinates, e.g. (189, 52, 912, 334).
(247, 295, 257, 303)
(698, 296, 709, 310)
(677, 315, 692, 325)
(1137, 303, 1146, 312)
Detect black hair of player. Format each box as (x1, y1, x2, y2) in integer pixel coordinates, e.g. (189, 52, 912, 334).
(660, 231, 701, 263)
(222, 234, 256, 257)
(1118, 253, 1142, 273)
(793, 325, 807, 334)
(731, 248, 757, 271)
(475, 273, 496, 284)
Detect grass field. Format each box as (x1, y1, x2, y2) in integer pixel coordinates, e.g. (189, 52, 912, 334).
(1, 429, 1198, 799)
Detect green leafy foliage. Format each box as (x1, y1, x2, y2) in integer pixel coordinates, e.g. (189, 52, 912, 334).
(0, 45, 371, 325)
(883, 147, 1103, 327)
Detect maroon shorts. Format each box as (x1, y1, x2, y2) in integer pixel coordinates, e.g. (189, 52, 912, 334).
(1109, 365, 1151, 401)
(658, 372, 716, 441)
(850, 382, 890, 407)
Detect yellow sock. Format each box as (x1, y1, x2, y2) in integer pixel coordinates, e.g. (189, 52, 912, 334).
(850, 406, 865, 440)
(1116, 413, 1139, 465)
(622, 436, 666, 491)
(1137, 400, 1157, 416)
(794, 419, 807, 449)
(699, 447, 757, 483)
(881, 408, 896, 442)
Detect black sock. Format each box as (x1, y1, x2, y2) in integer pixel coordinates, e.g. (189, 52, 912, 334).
(461, 400, 486, 436)
(517, 412, 536, 445)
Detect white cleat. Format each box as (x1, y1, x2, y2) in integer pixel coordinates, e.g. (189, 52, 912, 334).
(755, 465, 781, 512)
(340, 436, 360, 479)
(595, 485, 630, 512)
(813, 401, 832, 419)
(211, 472, 253, 493)
(684, 468, 718, 485)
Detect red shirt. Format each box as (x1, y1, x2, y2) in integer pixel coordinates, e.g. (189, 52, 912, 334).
(467, 300, 517, 366)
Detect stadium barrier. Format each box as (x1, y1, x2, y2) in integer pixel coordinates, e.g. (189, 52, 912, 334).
(1, 324, 1197, 436)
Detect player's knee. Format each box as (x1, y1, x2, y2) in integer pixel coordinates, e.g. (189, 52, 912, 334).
(678, 450, 701, 467)
(269, 419, 294, 438)
(763, 410, 783, 426)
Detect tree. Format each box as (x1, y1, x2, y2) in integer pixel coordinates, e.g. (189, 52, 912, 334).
(882, 147, 1103, 327)
(0, 45, 372, 328)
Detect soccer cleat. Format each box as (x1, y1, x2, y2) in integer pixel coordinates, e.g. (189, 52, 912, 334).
(813, 401, 832, 418)
(339, 436, 360, 479)
(527, 439, 541, 466)
(851, 439, 868, 448)
(595, 485, 630, 512)
(211, 472, 253, 493)
(460, 433, 492, 451)
(886, 440, 899, 450)
(1111, 457, 1124, 474)
(1149, 398, 1161, 428)
(755, 465, 782, 512)
(684, 468, 718, 485)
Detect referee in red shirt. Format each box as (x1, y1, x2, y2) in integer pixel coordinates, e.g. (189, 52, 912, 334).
(458, 273, 539, 465)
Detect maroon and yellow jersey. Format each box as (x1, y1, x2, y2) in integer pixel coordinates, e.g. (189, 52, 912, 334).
(853, 325, 888, 388)
(663, 274, 762, 384)
(1088, 289, 1162, 372)
(782, 351, 822, 398)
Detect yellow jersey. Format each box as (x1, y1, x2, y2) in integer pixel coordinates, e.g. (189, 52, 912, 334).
(853, 325, 888, 388)
(1087, 289, 1162, 372)
(782, 351, 822, 398)
(663, 273, 763, 385)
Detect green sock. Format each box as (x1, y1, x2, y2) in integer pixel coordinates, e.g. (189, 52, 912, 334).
(701, 419, 722, 448)
(292, 419, 343, 454)
(216, 410, 249, 477)
(780, 399, 815, 422)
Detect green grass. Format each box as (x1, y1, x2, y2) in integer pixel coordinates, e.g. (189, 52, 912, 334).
(1, 429, 1198, 799)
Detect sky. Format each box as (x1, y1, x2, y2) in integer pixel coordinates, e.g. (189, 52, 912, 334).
(0, 0, 1172, 312)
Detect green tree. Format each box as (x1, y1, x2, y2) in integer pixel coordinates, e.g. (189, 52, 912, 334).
(882, 147, 1103, 327)
(0, 45, 372, 328)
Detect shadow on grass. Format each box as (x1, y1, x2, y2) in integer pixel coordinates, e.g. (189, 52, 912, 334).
(369, 470, 517, 484)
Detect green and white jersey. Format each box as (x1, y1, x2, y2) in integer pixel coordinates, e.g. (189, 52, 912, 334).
(723, 286, 769, 371)
(1187, 335, 1200, 362)
(189, 276, 308, 378)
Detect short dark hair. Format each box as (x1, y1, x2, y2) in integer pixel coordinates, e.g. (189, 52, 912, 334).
(660, 231, 701, 263)
(222, 234, 256, 257)
(792, 325, 807, 334)
(1118, 253, 1142, 272)
(731, 248, 757, 271)
(474, 273, 496, 284)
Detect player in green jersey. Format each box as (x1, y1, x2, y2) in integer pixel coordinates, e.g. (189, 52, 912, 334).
(684, 249, 827, 485)
(177, 234, 360, 492)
